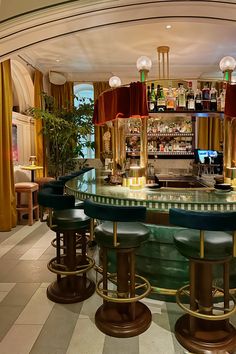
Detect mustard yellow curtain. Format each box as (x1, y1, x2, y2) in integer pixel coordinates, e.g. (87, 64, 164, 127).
(34, 70, 46, 177)
(0, 60, 17, 231)
(51, 81, 74, 110)
(93, 81, 110, 158)
(197, 116, 223, 151)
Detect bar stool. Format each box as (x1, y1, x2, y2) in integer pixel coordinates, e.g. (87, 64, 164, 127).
(35, 178, 56, 220)
(47, 208, 95, 303)
(169, 208, 236, 354)
(35, 176, 56, 190)
(38, 186, 75, 222)
(15, 182, 39, 226)
(84, 199, 152, 338)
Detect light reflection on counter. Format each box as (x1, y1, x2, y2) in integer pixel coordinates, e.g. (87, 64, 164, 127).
(65, 169, 236, 211)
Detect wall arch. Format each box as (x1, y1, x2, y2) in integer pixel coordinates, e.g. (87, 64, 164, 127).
(11, 59, 34, 112)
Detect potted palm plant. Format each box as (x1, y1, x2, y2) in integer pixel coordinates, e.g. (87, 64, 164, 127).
(31, 95, 94, 178)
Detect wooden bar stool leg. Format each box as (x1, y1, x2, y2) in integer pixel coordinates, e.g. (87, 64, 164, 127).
(28, 191, 33, 226)
(224, 261, 231, 331)
(117, 250, 129, 315)
(189, 260, 197, 336)
(175, 260, 236, 353)
(129, 251, 136, 321)
(16, 192, 21, 223)
(34, 190, 39, 221)
(47, 209, 95, 304)
(102, 248, 108, 303)
(169, 207, 236, 354)
(56, 232, 61, 283)
(95, 247, 152, 338)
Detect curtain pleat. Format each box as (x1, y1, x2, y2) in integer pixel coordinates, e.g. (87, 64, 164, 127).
(93, 81, 110, 158)
(34, 70, 46, 177)
(0, 60, 17, 231)
(197, 116, 222, 151)
(51, 81, 74, 110)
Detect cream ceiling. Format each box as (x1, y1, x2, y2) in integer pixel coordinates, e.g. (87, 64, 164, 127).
(1, 0, 236, 84)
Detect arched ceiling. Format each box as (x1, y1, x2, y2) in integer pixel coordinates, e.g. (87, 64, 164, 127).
(1, 0, 236, 83)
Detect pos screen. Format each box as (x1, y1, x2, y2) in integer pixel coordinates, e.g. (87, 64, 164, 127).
(196, 150, 218, 164)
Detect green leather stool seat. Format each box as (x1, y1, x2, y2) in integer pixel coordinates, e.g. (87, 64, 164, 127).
(173, 229, 233, 260)
(38, 187, 75, 209)
(84, 199, 147, 222)
(75, 200, 84, 209)
(95, 221, 149, 248)
(52, 209, 90, 231)
(170, 208, 236, 231)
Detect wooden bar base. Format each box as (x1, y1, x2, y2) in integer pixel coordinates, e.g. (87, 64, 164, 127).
(175, 314, 236, 354)
(47, 276, 95, 304)
(95, 301, 152, 338)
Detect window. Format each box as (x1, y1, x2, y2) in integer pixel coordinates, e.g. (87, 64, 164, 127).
(74, 83, 94, 158)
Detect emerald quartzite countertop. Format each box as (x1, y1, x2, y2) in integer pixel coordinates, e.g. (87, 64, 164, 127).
(65, 169, 236, 212)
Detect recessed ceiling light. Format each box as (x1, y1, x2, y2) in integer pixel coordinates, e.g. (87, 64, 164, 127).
(166, 25, 172, 29)
(56, 59, 60, 62)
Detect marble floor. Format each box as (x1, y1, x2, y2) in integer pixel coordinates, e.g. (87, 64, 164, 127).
(0, 221, 235, 354)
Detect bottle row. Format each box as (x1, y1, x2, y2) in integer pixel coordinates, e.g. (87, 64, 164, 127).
(147, 118, 192, 134)
(126, 136, 193, 154)
(147, 81, 226, 113)
(148, 137, 193, 153)
(126, 118, 193, 135)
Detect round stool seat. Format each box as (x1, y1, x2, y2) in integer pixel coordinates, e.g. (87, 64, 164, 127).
(95, 221, 150, 248)
(52, 209, 90, 230)
(15, 182, 38, 191)
(38, 188, 75, 210)
(35, 177, 56, 189)
(174, 229, 233, 260)
(75, 200, 84, 209)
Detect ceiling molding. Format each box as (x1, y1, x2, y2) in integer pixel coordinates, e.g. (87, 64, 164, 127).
(0, 1, 236, 62)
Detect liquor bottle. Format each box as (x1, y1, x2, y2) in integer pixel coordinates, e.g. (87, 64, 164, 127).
(186, 81, 195, 110)
(166, 85, 176, 111)
(209, 84, 218, 111)
(202, 82, 210, 110)
(176, 83, 186, 110)
(195, 87, 202, 111)
(219, 82, 227, 112)
(156, 85, 166, 112)
(149, 83, 156, 112)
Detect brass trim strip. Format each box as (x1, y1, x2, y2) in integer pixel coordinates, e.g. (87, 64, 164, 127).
(93, 266, 236, 297)
(90, 218, 94, 241)
(113, 221, 119, 247)
(47, 255, 95, 276)
(200, 230, 205, 258)
(176, 284, 236, 320)
(96, 274, 151, 303)
(233, 230, 236, 257)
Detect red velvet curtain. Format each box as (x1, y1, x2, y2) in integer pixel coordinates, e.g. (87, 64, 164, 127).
(93, 82, 148, 125)
(225, 83, 236, 116)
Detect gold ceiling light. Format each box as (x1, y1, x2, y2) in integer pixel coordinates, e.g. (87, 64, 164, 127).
(157, 46, 170, 79)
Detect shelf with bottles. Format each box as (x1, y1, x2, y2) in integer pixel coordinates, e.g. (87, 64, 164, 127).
(148, 151, 194, 156)
(148, 137, 194, 157)
(146, 80, 226, 114)
(149, 132, 194, 137)
(124, 113, 196, 159)
(147, 114, 195, 158)
(147, 115, 193, 134)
